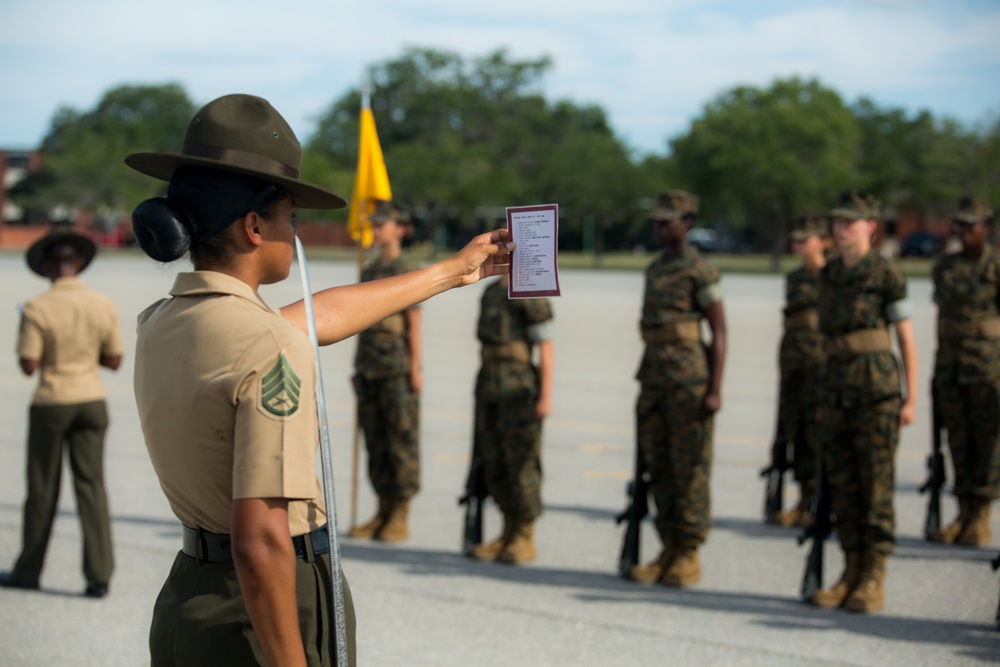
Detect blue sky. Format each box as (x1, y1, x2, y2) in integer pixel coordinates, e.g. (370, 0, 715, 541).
(1, 0, 998, 156)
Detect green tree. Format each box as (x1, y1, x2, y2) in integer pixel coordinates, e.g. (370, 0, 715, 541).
(14, 84, 195, 224)
(670, 77, 859, 258)
(306, 47, 640, 249)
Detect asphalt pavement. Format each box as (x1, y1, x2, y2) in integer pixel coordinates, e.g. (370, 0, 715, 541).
(0, 250, 997, 666)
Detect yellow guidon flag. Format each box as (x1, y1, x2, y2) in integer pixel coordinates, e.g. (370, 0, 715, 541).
(346, 98, 392, 249)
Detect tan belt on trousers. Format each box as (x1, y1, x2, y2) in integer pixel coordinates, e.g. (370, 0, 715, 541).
(825, 326, 891, 359)
(481, 340, 531, 363)
(641, 320, 702, 344)
(938, 315, 1000, 339)
(783, 308, 819, 331)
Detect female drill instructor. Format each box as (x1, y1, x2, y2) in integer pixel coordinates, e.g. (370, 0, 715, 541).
(125, 94, 513, 667)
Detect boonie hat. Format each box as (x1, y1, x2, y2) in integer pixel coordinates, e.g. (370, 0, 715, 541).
(26, 226, 97, 277)
(650, 191, 699, 222)
(124, 94, 346, 210)
(828, 192, 881, 222)
(790, 216, 829, 241)
(953, 197, 994, 225)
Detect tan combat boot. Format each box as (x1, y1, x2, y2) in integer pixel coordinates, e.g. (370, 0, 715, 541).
(375, 497, 410, 542)
(930, 497, 969, 544)
(660, 547, 701, 587)
(811, 550, 862, 609)
(498, 520, 536, 565)
(471, 515, 513, 561)
(348, 496, 389, 539)
(775, 491, 814, 528)
(627, 543, 673, 584)
(956, 498, 992, 547)
(844, 552, 886, 613)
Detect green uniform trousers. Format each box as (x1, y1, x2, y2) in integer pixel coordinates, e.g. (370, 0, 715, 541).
(636, 381, 714, 547)
(820, 397, 901, 555)
(474, 391, 544, 522)
(150, 542, 357, 666)
(357, 374, 421, 499)
(12, 400, 113, 587)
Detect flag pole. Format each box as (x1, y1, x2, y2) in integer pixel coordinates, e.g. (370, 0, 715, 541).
(349, 82, 371, 530)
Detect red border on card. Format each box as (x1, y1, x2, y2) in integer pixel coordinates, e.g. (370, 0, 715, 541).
(505, 204, 560, 299)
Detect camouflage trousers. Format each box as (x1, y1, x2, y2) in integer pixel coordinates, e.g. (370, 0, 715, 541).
(938, 379, 1000, 500)
(819, 396, 901, 555)
(780, 365, 820, 494)
(474, 390, 543, 522)
(357, 374, 420, 499)
(636, 381, 713, 547)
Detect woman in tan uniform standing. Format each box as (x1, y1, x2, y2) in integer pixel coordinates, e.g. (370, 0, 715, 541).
(126, 94, 512, 667)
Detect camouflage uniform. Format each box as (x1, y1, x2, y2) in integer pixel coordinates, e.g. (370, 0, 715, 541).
(933, 245, 1000, 503)
(779, 266, 824, 500)
(474, 280, 553, 522)
(818, 249, 909, 556)
(355, 256, 420, 500)
(636, 247, 723, 549)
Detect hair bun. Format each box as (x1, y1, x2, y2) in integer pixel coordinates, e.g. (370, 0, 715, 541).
(132, 197, 194, 262)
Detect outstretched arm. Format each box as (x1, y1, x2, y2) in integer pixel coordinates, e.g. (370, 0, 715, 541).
(281, 230, 513, 345)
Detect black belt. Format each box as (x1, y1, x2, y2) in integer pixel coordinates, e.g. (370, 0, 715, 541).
(182, 525, 330, 564)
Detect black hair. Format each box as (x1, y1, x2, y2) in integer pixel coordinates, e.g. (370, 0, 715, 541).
(132, 166, 289, 263)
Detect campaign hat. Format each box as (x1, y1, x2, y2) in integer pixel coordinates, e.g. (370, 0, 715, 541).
(124, 94, 346, 210)
(26, 226, 97, 277)
(649, 191, 699, 222)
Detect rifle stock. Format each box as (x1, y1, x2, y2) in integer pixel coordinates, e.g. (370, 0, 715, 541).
(616, 448, 649, 577)
(459, 451, 487, 556)
(799, 466, 832, 600)
(920, 378, 946, 539)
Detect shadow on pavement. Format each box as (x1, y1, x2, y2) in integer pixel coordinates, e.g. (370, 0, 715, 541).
(339, 540, 999, 662)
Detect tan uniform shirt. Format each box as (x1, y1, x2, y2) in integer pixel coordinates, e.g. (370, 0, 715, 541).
(17, 277, 124, 406)
(134, 271, 326, 537)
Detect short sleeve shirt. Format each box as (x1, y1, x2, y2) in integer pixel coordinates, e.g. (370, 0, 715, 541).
(819, 250, 907, 407)
(636, 248, 722, 386)
(354, 256, 418, 379)
(134, 271, 325, 536)
(475, 279, 553, 400)
(933, 246, 1000, 384)
(17, 277, 124, 406)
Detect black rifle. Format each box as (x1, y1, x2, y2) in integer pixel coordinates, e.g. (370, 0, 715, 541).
(993, 553, 1000, 631)
(798, 463, 832, 600)
(761, 402, 790, 522)
(919, 378, 946, 540)
(458, 444, 487, 557)
(615, 447, 649, 577)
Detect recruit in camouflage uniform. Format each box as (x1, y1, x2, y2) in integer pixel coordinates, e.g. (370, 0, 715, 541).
(771, 216, 829, 527)
(350, 204, 421, 543)
(627, 191, 726, 588)
(931, 198, 1000, 547)
(812, 192, 918, 614)
(470, 276, 553, 565)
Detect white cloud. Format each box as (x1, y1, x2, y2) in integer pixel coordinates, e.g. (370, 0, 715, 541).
(1, 0, 998, 154)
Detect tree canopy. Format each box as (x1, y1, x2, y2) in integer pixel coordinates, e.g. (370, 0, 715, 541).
(14, 84, 195, 225)
(10, 52, 1000, 254)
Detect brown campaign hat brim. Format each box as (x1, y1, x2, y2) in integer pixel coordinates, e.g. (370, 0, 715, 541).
(124, 151, 346, 210)
(26, 229, 96, 277)
(124, 94, 347, 210)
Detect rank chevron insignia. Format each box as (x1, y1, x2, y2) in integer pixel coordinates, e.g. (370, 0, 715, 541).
(261, 353, 302, 417)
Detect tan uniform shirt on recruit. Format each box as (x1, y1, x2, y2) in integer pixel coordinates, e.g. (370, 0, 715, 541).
(134, 271, 327, 537)
(17, 277, 124, 406)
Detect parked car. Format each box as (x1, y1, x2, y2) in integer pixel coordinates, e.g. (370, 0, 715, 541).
(688, 228, 719, 253)
(900, 231, 942, 258)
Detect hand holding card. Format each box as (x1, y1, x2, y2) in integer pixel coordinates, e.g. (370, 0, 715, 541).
(506, 204, 561, 299)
